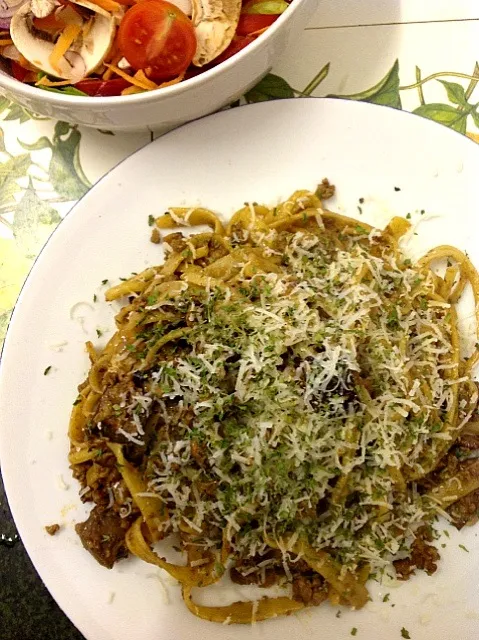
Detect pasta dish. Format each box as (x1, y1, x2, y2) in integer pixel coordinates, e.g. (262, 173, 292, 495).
(69, 182, 479, 623)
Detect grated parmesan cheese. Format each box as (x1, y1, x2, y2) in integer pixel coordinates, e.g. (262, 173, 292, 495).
(105, 221, 475, 574)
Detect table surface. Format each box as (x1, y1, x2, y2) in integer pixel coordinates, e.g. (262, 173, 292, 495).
(2, 2, 479, 638)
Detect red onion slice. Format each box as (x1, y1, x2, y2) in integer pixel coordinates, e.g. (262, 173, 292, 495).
(0, 0, 26, 19)
(2, 43, 21, 61)
(0, 16, 11, 27)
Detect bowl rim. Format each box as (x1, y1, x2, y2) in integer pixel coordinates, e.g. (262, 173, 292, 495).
(0, 0, 306, 108)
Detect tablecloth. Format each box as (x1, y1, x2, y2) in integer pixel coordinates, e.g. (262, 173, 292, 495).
(2, 2, 479, 638)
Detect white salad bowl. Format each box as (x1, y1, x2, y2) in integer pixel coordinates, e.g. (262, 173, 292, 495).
(0, 0, 316, 132)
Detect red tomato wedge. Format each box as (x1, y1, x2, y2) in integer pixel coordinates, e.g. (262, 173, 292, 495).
(211, 36, 255, 66)
(117, 0, 197, 81)
(237, 13, 278, 36)
(11, 61, 30, 82)
(75, 78, 131, 96)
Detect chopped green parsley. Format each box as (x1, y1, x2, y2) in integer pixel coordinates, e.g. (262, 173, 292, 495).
(88, 206, 475, 600)
(130, 223, 467, 572)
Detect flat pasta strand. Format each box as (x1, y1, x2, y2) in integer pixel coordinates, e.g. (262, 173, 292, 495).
(182, 586, 304, 623)
(68, 184, 479, 625)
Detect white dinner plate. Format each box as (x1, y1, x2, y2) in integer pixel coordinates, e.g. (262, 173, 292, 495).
(2, 99, 479, 640)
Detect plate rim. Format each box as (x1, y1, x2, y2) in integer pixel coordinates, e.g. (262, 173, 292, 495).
(2, 96, 479, 639)
(3, 96, 478, 362)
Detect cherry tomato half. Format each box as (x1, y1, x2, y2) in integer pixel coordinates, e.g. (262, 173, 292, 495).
(75, 78, 131, 97)
(117, 0, 197, 81)
(236, 14, 278, 36)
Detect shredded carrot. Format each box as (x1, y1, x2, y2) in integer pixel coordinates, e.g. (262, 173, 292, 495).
(36, 76, 72, 87)
(157, 71, 185, 88)
(248, 26, 270, 37)
(49, 23, 82, 73)
(0, 38, 13, 45)
(134, 69, 157, 89)
(121, 71, 185, 94)
(102, 54, 122, 79)
(86, 0, 121, 13)
(121, 85, 144, 95)
(105, 63, 157, 90)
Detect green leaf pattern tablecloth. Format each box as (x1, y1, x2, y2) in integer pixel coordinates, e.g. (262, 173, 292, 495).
(3, 4, 479, 638)
(3, 5, 479, 349)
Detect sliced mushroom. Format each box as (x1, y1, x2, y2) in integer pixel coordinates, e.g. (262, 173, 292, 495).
(191, 0, 241, 66)
(30, 0, 56, 18)
(10, 1, 115, 82)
